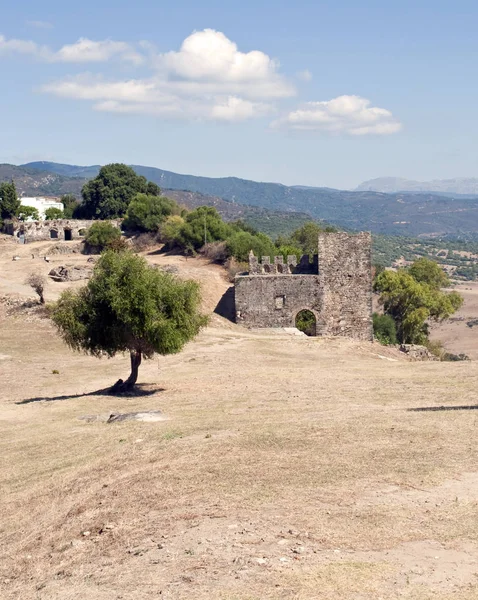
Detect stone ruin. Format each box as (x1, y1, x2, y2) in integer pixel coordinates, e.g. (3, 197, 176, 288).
(234, 232, 373, 340)
(4, 219, 120, 244)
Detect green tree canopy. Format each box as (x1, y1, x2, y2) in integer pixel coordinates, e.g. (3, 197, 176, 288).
(18, 205, 40, 221)
(123, 194, 179, 232)
(60, 194, 79, 218)
(51, 251, 207, 392)
(80, 164, 161, 219)
(408, 257, 450, 289)
(0, 181, 20, 220)
(289, 221, 338, 256)
(226, 230, 276, 262)
(176, 206, 233, 251)
(44, 207, 64, 220)
(374, 268, 463, 344)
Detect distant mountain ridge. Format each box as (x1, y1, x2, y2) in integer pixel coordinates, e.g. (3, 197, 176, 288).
(4, 161, 478, 237)
(357, 176, 478, 195)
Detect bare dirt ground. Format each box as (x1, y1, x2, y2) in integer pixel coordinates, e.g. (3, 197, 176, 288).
(1, 238, 478, 599)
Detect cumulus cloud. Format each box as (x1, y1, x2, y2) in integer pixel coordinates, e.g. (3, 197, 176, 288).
(157, 29, 292, 97)
(273, 95, 402, 135)
(39, 29, 292, 122)
(0, 34, 142, 64)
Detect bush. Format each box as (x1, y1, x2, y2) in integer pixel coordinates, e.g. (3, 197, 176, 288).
(225, 257, 248, 282)
(226, 231, 276, 262)
(85, 222, 122, 252)
(200, 241, 229, 263)
(44, 207, 64, 220)
(131, 232, 158, 253)
(159, 215, 185, 249)
(123, 194, 179, 232)
(177, 207, 233, 251)
(18, 206, 39, 221)
(373, 312, 397, 345)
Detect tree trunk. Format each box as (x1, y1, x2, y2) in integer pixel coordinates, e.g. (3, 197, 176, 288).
(39, 292, 45, 304)
(110, 350, 142, 394)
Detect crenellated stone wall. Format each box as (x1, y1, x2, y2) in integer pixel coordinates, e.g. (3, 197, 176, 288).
(235, 232, 373, 341)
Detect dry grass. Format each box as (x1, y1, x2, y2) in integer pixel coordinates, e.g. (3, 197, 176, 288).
(1, 240, 478, 599)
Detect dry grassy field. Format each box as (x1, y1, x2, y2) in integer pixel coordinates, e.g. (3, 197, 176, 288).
(1, 237, 478, 599)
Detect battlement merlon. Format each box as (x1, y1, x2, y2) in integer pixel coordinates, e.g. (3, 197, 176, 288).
(248, 251, 299, 275)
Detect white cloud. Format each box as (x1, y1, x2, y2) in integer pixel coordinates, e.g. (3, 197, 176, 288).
(39, 30, 293, 122)
(296, 69, 312, 82)
(273, 95, 402, 135)
(42, 74, 273, 121)
(156, 29, 294, 99)
(54, 38, 143, 65)
(0, 34, 51, 60)
(0, 34, 142, 64)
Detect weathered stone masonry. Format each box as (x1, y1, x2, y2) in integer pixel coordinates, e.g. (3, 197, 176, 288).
(235, 232, 373, 340)
(4, 219, 120, 243)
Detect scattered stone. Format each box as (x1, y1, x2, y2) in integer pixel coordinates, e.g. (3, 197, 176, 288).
(49, 265, 92, 282)
(159, 264, 180, 274)
(82, 531, 91, 537)
(399, 344, 439, 361)
(107, 411, 168, 423)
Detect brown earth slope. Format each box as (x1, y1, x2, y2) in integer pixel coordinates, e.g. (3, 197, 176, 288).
(1, 239, 478, 599)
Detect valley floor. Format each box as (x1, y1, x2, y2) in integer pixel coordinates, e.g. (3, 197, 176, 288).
(1, 238, 478, 599)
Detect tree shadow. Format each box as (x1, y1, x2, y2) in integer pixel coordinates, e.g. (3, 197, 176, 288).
(214, 286, 235, 322)
(408, 405, 478, 412)
(16, 384, 165, 405)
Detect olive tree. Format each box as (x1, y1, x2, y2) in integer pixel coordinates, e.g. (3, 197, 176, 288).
(51, 251, 207, 392)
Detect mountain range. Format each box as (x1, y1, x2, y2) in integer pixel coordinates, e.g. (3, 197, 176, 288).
(356, 176, 478, 195)
(2, 161, 478, 237)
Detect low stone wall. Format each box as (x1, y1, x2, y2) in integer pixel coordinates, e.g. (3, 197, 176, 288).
(4, 219, 120, 243)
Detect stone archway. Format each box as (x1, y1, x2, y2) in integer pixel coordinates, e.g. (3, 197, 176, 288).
(295, 309, 317, 336)
(50, 229, 58, 239)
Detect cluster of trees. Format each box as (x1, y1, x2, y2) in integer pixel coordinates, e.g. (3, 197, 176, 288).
(373, 257, 463, 346)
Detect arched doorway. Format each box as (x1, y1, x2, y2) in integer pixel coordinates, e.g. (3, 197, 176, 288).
(64, 229, 72, 241)
(295, 310, 317, 336)
(50, 229, 58, 239)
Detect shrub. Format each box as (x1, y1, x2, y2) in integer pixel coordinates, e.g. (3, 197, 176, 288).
(373, 312, 397, 345)
(85, 222, 122, 252)
(225, 257, 248, 282)
(131, 232, 158, 253)
(25, 272, 47, 304)
(226, 231, 276, 262)
(159, 215, 185, 249)
(44, 207, 64, 220)
(177, 207, 233, 251)
(123, 194, 179, 232)
(200, 241, 229, 263)
(18, 206, 40, 221)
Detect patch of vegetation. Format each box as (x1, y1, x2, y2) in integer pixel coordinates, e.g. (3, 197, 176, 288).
(44, 207, 64, 220)
(50, 251, 208, 392)
(84, 222, 122, 252)
(372, 313, 397, 345)
(374, 258, 463, 344)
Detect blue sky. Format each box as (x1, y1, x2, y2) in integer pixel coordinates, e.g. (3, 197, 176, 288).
(1, 0, 477, 188)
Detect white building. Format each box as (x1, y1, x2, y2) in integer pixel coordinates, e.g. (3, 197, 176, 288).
(19, 197, 64, 220)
